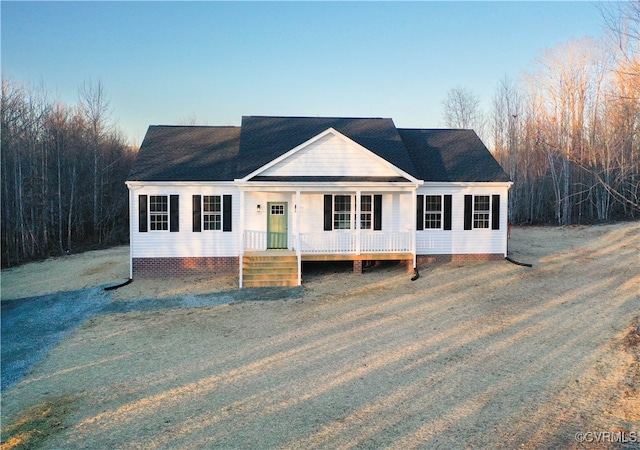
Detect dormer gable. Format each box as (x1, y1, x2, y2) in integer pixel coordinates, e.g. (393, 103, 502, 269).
(240, 128, 419, 183)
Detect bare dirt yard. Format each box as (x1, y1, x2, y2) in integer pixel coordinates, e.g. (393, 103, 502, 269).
(1, 223, 639, 449)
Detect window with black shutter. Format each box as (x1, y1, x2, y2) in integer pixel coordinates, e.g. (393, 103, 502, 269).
(222, 195, 232, 232)
(443, 195, 452, 230)
(192, 195, 201, 232)
(170, 195, 179, 232)
(416, 194, 424, 231)
(139, 195, 148, 232)
(373, 195, 382, 231)
(491, 195, 500, 230)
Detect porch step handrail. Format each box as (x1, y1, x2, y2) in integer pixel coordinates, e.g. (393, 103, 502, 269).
(244, 230, 267, 251)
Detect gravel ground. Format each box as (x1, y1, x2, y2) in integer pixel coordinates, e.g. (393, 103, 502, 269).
(1, 287, 110, 391)
(1, 223, 639, 449)
(1, 286, 303, 392)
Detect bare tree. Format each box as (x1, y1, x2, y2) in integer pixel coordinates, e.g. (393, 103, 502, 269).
(525, 37, 611, 224)
(600, 0, 640, 215)
(492, 76, 524, 222)
(177, 113, 202, 125)
(489, 29, 639, 225)
(78, 80, 111, 242)
(1, 75, 134, 267)
(442, 86, 486, 137)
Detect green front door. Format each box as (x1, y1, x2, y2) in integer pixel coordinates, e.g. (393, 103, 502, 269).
(267, 202, 288, 249)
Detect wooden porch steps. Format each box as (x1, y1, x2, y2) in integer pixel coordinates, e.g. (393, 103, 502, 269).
(242, 252, 298, 287)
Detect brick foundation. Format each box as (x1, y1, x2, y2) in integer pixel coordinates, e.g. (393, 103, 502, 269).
(133, 257, 239, 278)
(133, 253, 504, 278)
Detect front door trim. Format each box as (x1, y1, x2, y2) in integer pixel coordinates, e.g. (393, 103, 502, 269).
(267, 202, 288, 249)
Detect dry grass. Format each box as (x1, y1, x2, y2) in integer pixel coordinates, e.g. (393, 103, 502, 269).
(0, 397, 75, 450)
(1, 246, 129, 300)
(1, 223, 639, 449)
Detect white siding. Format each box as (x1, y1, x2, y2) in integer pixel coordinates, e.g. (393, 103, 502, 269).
(244, 192, 294, 233)
(129, 183, 510, 259)
(416, 185, 510, 256)
(261, 133, 399, 177)
(130, 185, 240, 258)
(297, 192, 413, 234)
(298, 194, 325, 234)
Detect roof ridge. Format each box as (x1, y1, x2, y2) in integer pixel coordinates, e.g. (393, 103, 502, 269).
(149, 125, 240, 129)
(398, 127, 474, 132)
(242, 115, 393, 121)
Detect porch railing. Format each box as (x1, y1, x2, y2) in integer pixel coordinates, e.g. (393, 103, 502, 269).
(300, 231, 412, 254)
(244, 230, 267, 251)
(361, 231, 412, 253)
(245, 230, 413, 254)
(300, 232, 356, 254)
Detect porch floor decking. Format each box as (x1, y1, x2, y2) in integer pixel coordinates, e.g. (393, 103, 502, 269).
(300, 252, 413, 261)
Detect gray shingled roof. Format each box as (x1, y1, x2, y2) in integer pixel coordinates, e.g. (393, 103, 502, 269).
(127, 126, 240, 181)
(128, 117, 510, 183)
(398, 128, 511, 182)
(237, 116, 417, 178)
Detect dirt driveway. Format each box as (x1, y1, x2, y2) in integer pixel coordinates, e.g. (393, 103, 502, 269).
(1, 223, 639, 449)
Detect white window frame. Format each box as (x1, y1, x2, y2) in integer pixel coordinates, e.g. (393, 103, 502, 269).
(360, 195, 372, 230)
(149, 195, 168, 231)
(203, 195, 222, 231)
(333, 195, 352, 230)
(473, 195, 490, 229)
(424, 195, 442, 229)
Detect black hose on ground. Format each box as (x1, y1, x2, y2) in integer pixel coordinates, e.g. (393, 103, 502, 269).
(411, 268, 420, 281)
(104, 278, 133, 291)
(505, 257, 533, 268)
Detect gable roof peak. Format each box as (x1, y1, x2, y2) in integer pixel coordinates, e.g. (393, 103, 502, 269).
(236, 116, 414, 178)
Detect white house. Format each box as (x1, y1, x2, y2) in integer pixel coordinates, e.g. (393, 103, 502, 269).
(126, 116, 512, 287)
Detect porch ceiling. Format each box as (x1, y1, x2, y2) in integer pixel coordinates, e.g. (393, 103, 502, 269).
(249, 176, 411, 182)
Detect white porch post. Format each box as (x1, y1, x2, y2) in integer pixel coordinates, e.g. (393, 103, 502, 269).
(355, 190, 361, 255)
(296, 190, 301, 286)
(239, 189, 245, 288)
(128, 185, 134, 279)
(412, 188, 417, 269)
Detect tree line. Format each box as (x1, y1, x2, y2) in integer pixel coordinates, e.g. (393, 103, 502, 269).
(443, 4, 640, 225)
(1, 78, 135, 268)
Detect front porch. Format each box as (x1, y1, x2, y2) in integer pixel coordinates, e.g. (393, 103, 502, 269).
(237, 186, 419, 287)
(241, 230, 415, 287)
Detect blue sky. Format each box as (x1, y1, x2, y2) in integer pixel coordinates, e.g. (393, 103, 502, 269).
(2, 1, 605, 145)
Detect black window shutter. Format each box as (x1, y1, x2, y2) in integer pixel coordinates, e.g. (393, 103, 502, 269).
(444, 195, 452, 230)
(192, 195, 201, 232)
(464, 195, 473, 230)
(416, 195, 424, 231)
(222, 195, 232, 232)
(492, 194, 500, 230)
(324, 195, 333, 231)
(170, 195, 179, 232)
(139, 195, 148, 232)
(373, 195, 382, 231)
